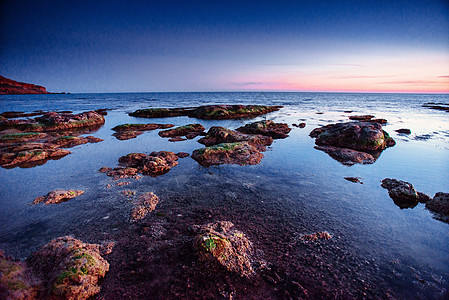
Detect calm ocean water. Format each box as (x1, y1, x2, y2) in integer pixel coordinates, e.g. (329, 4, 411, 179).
(1, 92, 448, 298)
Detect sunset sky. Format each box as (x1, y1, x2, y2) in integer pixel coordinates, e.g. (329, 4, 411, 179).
(1, 0, 448, 93)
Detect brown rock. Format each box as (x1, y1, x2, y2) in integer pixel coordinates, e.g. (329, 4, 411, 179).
(395, 128, 411, 134)
(198, 126, 272, 150)
(176, 152, 190, 158)
(130, 192, 159, 222)
(27, 236, 110, 300)
(349, 115, 375, 121)
(168, 136, 187, 142)
(426, 192, 449, 223)
(236, 120, 291, 139)
(33, 190, 84, 205)
(298, 232, 332, 242)
(344, 177, 363, 184)
(0, 75, 48, 94)
(193, 221, 254, 277)
(292, 123, 306, 128)
(158, 124, 205, 138)
(112, 123, 174, 140)
(381, 178, 430, 209)
(192, 142, 263, 166)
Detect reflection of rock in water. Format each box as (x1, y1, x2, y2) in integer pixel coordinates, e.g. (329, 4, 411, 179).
(310, 121, 395, 165)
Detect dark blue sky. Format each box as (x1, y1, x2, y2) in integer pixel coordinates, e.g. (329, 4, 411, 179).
(1, 0, 448, 92)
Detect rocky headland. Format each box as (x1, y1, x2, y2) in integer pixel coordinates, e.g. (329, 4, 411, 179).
(0, 76, 49, 94)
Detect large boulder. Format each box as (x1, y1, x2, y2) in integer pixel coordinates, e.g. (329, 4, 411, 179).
(381, 178, 430, 209)
(192, 142, 264, 166)
(237, 120, 291, 138)
(311, 122, 395, 151)
(26, 236, 110, 300)
(426, 192, 449, 223)
(193, 221, 254, 277)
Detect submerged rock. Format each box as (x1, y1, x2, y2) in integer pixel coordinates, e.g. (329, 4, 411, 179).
(298, 231, 332, 242)
(426, 192, 449, 223)
(236, 120, 291, 139)
(292, 123, 306, 128)
(314, 145, 377, 165)
(0, 146, 71, 169)
(344, 177, 363, 184)
(193, 221, 254, 277)
(130, 104, 281, 120)
(422, 102, 449, 112)
(158, 123, 205, 138)
(381, 178, 430, 209)
(192, 142, 264, 167)
(53, 135, 103, 148)
(27, 236, 110, 300)
(112, 123, 174, 140)
(130, 192, 159, 222)
(33, 190, 84, 205)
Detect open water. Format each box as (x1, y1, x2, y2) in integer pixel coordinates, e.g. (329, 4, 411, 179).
(0, 92, 448, 298)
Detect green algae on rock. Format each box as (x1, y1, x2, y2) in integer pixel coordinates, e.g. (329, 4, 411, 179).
(193, 221, 255, 278)
(112, 123, 174, 140)
(158, 123, 205, 138)
(129, 104, 281, 120)
(33, 190, 84, 205)
(192, 142, 264, 166)
(236, 120, 292, 139)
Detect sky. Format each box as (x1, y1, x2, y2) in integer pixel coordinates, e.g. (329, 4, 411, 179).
(0, 0, 448, 93)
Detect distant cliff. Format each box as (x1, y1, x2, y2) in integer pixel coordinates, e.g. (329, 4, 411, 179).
(0, 75, 49, 94)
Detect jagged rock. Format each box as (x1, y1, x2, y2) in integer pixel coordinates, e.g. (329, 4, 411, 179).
(130, 105, 281, 120)
(198, 126, 272, 150)
(236, 120, 291, 139)
(33, 190, 84, 205)
(27, 236, 110, 300)
(314, 145, 377, 165)
(426, 192, 449, 223)
(114, 151, 179, 177)
(158, 124, 205, 138)
(0, 147, 71, 169)
(112, 123, 174, 140)
(381, 178, 430, 209)
(193, 221, 254, 277)
(298, 231, 332, 242)
(130, 192, 159, 222)
(192, 142, 263, 166)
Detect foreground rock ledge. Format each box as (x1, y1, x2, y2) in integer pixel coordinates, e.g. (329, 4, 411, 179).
(193, 221, 255, 277)
(129, 104, 281, 120)
(1, 236, 111, 300)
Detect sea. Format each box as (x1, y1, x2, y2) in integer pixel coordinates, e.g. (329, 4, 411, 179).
(0, 92, 448, 298)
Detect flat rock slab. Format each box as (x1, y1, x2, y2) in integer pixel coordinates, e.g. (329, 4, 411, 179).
(192, 142, 264, 167)
(130, 105, 281, 120)
(33, 190, 84, 204)
(236, 120, 291, 139)
(158, 124, 205, 138)
(112, 123, 174, 140)
(198, 126, 272, 150)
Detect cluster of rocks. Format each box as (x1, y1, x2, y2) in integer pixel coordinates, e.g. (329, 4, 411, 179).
(192, 120, 290, 166)
(310, 121, 395, 165)
(112, 123, 174, 140)
(0, 236, 111, 300)
(130, 104, 281, 120)
(0, 111, 104, 168)
(381, 178, 449, 222)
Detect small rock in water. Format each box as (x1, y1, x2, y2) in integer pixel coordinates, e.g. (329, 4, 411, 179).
(395, 128, 411, 134)
(425, 192, 449, 223)
(381, 178, 430, 209)
(292, 123, 306, 128)
(344, 177, 363, 184)
(33, 190, 84, 205)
